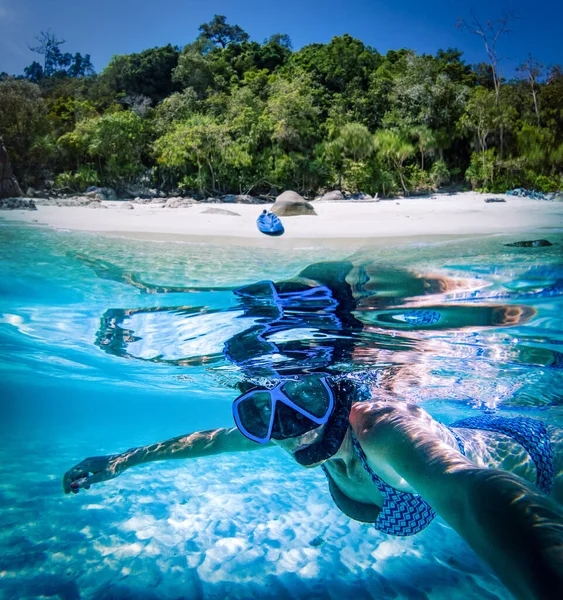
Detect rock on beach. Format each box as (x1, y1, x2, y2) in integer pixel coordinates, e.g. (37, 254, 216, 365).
(271, 191, 317, 216)
(0, 198, 37, 210)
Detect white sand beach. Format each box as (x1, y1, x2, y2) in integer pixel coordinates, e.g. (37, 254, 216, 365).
(2, 192, 562, 245)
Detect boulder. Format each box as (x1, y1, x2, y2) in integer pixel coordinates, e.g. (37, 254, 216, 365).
(35, 196, 99, 207)
(0, 137, 23, 199)
(271, 191, 317, 217)
(318, 190, 345, 202)
(0, 198, 37, 210)
(85, 187, 118, 200)
(236, 195, 267, 204)
(107, 202, 134, 210)
(349, 192, 375, 201)
(163, 197, 194, 208)
(222, 194, 267, 204)
(121, 185, 157, 199)
(201, 208, 240, 216)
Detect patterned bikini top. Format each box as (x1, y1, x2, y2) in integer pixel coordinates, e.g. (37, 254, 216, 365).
(349, 431, 436, 537)
(346, 415, 555, 537)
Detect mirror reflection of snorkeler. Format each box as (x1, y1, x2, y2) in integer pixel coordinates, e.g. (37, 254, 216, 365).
(65, 255, 563, 599)
(85, 254, 544, 371)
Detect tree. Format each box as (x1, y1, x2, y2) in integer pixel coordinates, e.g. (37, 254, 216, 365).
(27, 31, 94, 80)
(410, 126, 437, 171)
(0, 79, 48, 182)
(457, 11, 517, 156)
(324, 122, 373, 188)
(24, 61, 44, 83)
(540, 65, 563, 140)
(197, 15, 249, 48)
(152, 89, 199, 135)
(373, 130, 415, 194)
(459, 88, 498, 153)
(173, 41, 215, 98)
(0, 137, 23, 198)
(267, 34, 292, 49)
(101, 45, 179, 104)
(264, 76, 320, 153)
(154, 114, 231, 193)
(59, 111, 148, 186)
(517, 55, 544, 126)
(67, 53, 95, 78)
(29, 29, 66, 77)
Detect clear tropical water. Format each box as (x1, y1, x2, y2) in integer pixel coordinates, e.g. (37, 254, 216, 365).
(1, 223, 562, 600)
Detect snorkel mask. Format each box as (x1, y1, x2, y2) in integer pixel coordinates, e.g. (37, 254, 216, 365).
(232, 375, 356, 466)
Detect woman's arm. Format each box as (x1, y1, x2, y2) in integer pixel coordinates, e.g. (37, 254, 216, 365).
(355, 402, 563, 600)
(63, 427, 270, 494)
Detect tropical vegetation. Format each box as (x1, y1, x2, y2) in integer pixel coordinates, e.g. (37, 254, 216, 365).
(1, 16, 561, 197)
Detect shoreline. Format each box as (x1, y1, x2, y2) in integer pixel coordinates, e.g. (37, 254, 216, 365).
(1, 192, 562, 246)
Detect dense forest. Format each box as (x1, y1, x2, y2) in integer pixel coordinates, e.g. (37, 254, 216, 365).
(1, 15, 562, 198)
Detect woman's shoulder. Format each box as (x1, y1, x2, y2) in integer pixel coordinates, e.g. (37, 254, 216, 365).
(349, 399, 441, 450)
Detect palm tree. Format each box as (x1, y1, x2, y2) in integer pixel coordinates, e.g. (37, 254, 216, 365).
(410, 125, 437, 171)
(373, 130, 415, 194)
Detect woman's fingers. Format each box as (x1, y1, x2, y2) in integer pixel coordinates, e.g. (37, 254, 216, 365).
(63, 462, 101, 494)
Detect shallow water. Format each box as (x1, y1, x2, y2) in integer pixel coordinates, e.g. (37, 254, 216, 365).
(1, 224, 562, 599)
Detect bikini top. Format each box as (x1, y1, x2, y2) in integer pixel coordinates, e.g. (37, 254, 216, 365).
(324, 415, 555, 537)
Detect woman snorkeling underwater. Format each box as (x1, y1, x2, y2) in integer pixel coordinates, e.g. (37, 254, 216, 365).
(64, 256, 563, 599)
(64, 374, 563, 599)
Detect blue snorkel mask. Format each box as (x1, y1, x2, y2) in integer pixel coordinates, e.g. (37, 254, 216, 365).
(228, 276, 365, 465)
(232, 375, 362, 466)
(232, 375, 335, 444)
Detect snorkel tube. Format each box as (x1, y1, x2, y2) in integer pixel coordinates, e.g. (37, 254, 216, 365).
(292, 378, 356, 467)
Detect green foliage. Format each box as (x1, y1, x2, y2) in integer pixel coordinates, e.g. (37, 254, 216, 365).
(373, 130, 415, 193)
(264, 76, 320, 152)
(430, 160, 450, 187)
(153, 114, 231, 193)
(55, 166, 99, 191)
(6, 20, 563, 196)
(100, 45, 179, 104)
(27, 30, 94, 79)
(465, 150, 496, 190)
(173, 41, 216, 98)
(59, 110, 148, 186)
(197, 15, 249, 48)
(0, 79, 49, 182)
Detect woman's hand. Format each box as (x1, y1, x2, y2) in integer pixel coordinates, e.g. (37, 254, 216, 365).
(63, 454, 125, 494)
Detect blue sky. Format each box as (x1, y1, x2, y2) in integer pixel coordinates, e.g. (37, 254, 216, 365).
(1, 0, 562, 77)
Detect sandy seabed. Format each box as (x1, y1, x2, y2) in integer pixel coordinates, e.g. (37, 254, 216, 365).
(2, 191, 562, 246)
(0, 437, 511, 600)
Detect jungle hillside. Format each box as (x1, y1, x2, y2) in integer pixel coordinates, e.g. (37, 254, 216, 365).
(1, 14, 562, 198)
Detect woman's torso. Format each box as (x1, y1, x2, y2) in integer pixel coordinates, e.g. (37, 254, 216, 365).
(322, 403, 562, 522)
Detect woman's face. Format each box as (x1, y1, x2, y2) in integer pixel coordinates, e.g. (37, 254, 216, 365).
(272, 423, 327, 467)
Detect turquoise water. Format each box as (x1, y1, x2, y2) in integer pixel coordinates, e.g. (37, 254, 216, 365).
(1, 223, 562, 600)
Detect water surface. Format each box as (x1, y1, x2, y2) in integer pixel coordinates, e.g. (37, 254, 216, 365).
(1, 224, 562, 599)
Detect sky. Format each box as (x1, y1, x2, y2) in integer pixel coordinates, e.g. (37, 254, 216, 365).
(1, 0, 562, 78)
